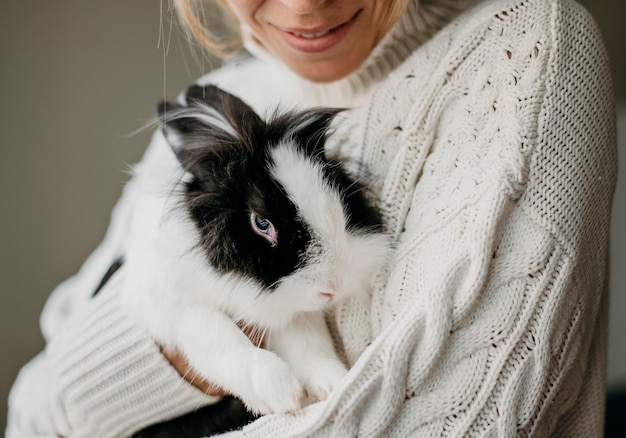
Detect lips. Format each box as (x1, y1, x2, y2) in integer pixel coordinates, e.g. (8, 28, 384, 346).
(273, 11, 360, 54)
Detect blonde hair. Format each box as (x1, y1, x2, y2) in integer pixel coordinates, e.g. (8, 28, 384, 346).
(172, 0, 410, 58)
(172, 0, 241, 58)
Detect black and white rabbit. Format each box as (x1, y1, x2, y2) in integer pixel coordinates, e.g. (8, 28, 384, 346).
(116, 85, 389, 435)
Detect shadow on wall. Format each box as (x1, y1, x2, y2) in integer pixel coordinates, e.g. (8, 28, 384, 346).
(606, 386, 626, 437)
(605, 102, 626, 437)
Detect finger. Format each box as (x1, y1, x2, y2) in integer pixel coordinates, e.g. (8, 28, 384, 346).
(160, 346, 229, 397)
(239, 323, 266, 348)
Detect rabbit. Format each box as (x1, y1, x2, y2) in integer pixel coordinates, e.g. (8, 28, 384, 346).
(110, 84, 390, 436)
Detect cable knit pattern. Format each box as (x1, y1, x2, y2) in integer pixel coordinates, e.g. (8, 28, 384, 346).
(6, 0, 616, 437)
(219, 0, 616, 436)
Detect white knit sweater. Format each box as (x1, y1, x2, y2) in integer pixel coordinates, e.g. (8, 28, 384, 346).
(6, 0, 617, 437)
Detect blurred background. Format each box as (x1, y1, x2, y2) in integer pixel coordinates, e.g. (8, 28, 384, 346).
(0, 0, 624, 433)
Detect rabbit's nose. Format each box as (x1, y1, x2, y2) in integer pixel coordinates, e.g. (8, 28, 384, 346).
(319, 292, 335, 302)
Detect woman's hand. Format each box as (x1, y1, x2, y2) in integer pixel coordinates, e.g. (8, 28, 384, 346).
(161, 325, 266, 397)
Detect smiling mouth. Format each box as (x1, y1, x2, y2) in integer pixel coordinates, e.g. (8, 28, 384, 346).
(273, 11, 361, 53)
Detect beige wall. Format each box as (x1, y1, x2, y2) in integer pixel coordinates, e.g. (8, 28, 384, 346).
(0, 0, 624, 432)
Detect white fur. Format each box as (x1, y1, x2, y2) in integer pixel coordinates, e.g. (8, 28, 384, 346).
(270, 143, 390, 305)
(119, 135, 389, 415)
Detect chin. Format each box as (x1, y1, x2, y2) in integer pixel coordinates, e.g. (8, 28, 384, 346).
(284, 56, 365, 83)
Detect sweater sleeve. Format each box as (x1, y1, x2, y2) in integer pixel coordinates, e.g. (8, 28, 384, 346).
(7, 270, 219, 438)
(219, 0, 617, 436)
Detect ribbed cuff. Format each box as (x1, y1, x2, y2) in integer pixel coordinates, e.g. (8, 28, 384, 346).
(46, 271, 219, 438)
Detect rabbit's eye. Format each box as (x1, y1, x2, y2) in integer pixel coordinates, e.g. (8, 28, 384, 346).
(250, 212, 278, 246)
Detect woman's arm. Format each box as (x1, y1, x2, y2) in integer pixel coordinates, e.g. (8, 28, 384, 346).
(8, 268, 220, 438)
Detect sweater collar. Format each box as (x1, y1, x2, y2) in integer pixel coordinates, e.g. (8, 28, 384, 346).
(240, 0, 475, 103)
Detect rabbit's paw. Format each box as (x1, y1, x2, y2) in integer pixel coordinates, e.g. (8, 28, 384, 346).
(297, 358, 348, 403)
(243, 351, 304, 415)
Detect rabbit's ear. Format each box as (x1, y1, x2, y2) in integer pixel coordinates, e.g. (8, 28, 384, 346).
(286, 108, 344, 158)
(157, 100, 206, 148)
(185, 84, 263, 132)
(156, 97, 239, 178)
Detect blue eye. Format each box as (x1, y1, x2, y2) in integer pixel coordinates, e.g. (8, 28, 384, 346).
(254, 216, 271, 231)
(250, 212, 278, 246)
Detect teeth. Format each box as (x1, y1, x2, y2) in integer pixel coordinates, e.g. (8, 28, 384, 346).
(292, 30, 329, 39)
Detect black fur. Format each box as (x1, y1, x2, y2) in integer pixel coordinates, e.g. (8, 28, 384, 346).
(131, 397, 257, 438)
(92, 256, 124, 296)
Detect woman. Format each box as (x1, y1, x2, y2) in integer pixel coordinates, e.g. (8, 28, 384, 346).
(7, 0, 617, 436)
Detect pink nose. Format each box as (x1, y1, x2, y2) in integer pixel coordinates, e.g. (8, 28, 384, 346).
(319, 292, 335, 301)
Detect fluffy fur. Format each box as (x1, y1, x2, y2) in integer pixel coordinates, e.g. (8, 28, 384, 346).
(119, 85, 389, 431)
